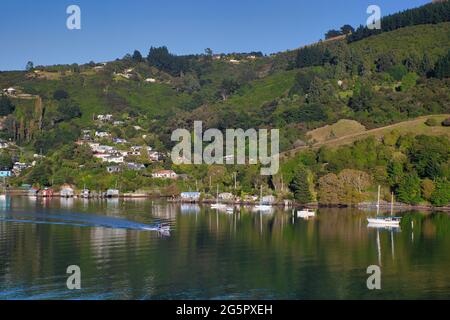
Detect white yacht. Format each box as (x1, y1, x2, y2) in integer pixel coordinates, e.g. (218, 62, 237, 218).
(254, 185, 273, 212)
(367, 187, 401, 227)
(211, 185, 227, 210)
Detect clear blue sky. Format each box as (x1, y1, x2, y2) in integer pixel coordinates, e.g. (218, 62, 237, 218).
(0, 0, 430, 71)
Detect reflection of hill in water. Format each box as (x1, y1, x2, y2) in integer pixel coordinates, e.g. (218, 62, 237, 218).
(0, 198, 449, 299)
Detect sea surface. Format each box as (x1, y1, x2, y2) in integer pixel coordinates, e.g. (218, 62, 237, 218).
(0, 196, 449, 300)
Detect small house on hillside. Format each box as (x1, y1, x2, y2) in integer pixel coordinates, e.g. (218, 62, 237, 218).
(107, 166, 122, 173)
(127, 163, 145, 171)
(152, 170, 178, 179)
(219, 192, 234, 201)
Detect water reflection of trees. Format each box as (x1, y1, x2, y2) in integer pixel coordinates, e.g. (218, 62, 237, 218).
(0, 199, 449, 299)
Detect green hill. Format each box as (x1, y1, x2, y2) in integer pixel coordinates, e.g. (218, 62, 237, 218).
(0, 3, 449, 206)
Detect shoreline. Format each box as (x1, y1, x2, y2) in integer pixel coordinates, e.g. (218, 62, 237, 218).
(4, 191, 450, 212)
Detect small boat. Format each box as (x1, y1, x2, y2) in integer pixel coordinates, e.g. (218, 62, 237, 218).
(157, 223, 171, 233)
(254, 185, 273, 212)
(254, 204, 273, 211)
(226, 207, 234, 214)
(211, 185, 227, 209)
(211, 203, 227, 209)
(367, 217, 401, 227)
(367, 187, 401, 228)
(297, 208, 316, 218)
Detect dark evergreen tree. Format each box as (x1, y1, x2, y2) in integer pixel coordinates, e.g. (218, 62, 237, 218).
(289, 167, 313, 203)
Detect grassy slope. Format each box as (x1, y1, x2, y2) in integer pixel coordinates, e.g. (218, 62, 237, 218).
(307, 119, 367, 144)
(283, 114, 450, 159)
(216, 70, 297, 114)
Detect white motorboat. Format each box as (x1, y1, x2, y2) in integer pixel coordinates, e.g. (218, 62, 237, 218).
(254, 204, 273, 211)
(211, 203, 227, 209)
(297, 208, 316, 219)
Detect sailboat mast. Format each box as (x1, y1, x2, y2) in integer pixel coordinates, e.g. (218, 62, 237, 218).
(391, 192, 394, 216)
(376, 185, 381, 216)
(260, 185, 263, 204)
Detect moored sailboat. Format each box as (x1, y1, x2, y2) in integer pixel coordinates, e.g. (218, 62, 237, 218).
(254, 185, 273, 211)
(211, 185, 227, 210)
(367, 186, 401, 227)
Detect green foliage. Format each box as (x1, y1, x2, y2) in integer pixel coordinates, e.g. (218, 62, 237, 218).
(53, 89, 69, 101)
(388, 64, 408, 81)
(0, 153, 13, 170)
(431, 178, 450, 207)
(409, 135, 449, 179)
(25, 61, 34, 71)
(282, 103, 328, 124)
(0, 96, 15, 116)
(349, 81, 373, 112)
(400, 72, 419, 91)
(425, 118, 440, 127)
(26, 161, 52, 187)
(434, 50, 450, 79)
(348, 2, 450, 43)
(147, 46, 188, 76)
(132, 50, 143, 62)
(289, 167, 313, 203)
(397, 171, 422, 205)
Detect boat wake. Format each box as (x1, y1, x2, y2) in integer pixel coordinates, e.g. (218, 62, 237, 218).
(0, 211, 170, 233)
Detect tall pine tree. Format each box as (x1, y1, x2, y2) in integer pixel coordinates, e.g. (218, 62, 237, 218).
(289, 167, 313, 204)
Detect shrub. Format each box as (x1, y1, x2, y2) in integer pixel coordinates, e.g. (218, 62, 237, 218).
(425, 118, 440, 127)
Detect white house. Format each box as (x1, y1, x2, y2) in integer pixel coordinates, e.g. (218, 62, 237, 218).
(219, 192, 234, 201)
(145, 78, 157, 83)
(152, 170, 178, 179)
(127, 162, 145, 171)
(113, 138, 127, 144)
(97, 114, 113, 122)
(181, 192, 201, 201)
(148, 151, 160, 161)
(95, 131, 111, 138)
(107, 166, 122, 173)
(104, 155, 124, 164)
(94, 153, 111, 161)
(91, 145, 114, 153)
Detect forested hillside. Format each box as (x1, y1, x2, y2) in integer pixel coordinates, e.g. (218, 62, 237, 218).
(0, 2, 448, 206)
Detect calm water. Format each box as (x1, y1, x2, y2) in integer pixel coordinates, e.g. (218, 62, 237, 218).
(0, 196, 449, 300)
